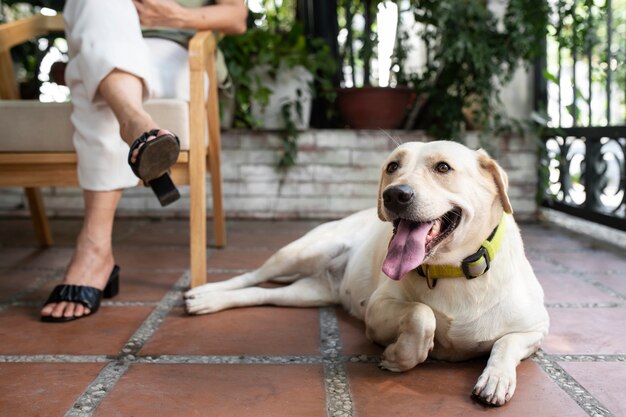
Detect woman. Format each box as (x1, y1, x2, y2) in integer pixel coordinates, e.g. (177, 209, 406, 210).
(40, 0, 247, 322)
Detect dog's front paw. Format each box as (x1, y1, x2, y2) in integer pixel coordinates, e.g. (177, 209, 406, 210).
(472, 366, 516, 406)
(184, 292, 229, 315)
(379, 340, 429, 372)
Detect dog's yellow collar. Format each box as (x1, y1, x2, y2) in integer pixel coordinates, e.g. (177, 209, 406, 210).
(416, 214, 507, 289)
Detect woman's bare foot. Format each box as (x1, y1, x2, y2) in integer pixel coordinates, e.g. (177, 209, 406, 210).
(41, 190, 121, 321)
(40, 233, 115, 319)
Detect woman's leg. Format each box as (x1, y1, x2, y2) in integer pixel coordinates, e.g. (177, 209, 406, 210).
(41, 190, 120, 318)
(97, 69, 160, 162)
(42, 1, 157, 319)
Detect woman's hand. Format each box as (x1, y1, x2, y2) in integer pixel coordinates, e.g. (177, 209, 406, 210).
(133, 0, 189, 28)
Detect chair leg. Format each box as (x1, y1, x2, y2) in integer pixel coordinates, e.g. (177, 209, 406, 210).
(206, 68, 226, 248)
(24, 187, 53, 247)
(189, 154, 207, 288)
(208, 151, 226, 248)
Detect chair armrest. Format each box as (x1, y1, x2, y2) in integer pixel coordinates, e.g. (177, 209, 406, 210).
(188, 30, 218, 73)
(0, 14, 63, 53)
(187, 30, 221, 152)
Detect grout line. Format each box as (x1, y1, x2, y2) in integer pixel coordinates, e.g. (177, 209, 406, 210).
(545, 354, 626, 363)
(0, 355, 111, 363)
(64, 362, 129, 417)
(545, 302, 626, 308)
(532, 352, 615, 417)
(136, 355, 326, 364)
(0, 354, 398, 365)
(3, 352, 623, 365)
(65, 271, 189, 416)
(118, 272, 189, 360)
(320, 307, 355, 417)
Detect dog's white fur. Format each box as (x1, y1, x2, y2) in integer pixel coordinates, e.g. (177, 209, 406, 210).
(185, 140, 549, 406)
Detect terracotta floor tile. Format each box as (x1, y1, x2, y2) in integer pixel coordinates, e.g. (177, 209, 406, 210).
(543, 308, 626, 354)
(10, 247, 74, 270)
(112, 246, 189, 270)
(96, 364, 326, 417)
(0, 268, 44, 302)
(0, 363, 104, 416)
(336, 309, 383, 356)
(598, 274, 626, 297)
(559, 361, 626, 416)
(543, 251, 626, 275)
(522, 231, 589, 252)
(226, 219, 322, 249)
(0, 247, 44, 268)
(229, 219, 322, 235)
(114, 218, 191, 247)
(141, 307, 320, 356)
(0, 219, 39, 246)
(224, 230, 306, 250)
(206, 247, 276, 270)
(527, 256, 561, 273)
(347, 360, 586, 417)
(24, 267, 183, 303)
(0, 306, 152, 355)
(536, 272, 618, 304)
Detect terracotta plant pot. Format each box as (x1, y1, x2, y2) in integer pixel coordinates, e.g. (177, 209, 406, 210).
(336, 86, 414, 129)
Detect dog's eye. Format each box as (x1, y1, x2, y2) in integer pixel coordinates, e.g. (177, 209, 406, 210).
(435, 162, 452, 173)
(386, 161, 400, 174)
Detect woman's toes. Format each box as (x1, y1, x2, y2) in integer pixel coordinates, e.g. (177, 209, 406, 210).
(51, 301, 68, 318)
(74, 304, 85, 317)
(63, 302, 76, 318)
(41, 303, 56, 316)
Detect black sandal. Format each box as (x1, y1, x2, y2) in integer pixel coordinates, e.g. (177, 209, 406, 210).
(41, 265, 120, 323)
(128, 129, 181, 207)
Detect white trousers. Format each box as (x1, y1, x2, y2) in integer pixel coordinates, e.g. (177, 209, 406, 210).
(64, 0, 191, 191)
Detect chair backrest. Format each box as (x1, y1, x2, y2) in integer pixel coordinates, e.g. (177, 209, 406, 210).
(0, 14, 65, 100)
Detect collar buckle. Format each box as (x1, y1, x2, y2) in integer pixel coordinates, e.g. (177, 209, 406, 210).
(461, 246, 491, 279)
(423, 265, 437, 289)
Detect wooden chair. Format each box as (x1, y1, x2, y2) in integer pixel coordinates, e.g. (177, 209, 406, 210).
(0, 13, 225, 288)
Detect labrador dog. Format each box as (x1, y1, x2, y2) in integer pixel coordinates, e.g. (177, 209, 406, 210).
(185, 140, 549, 406)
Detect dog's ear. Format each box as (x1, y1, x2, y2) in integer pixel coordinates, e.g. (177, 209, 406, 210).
(477, 149, 513, 214)
(377, 167, 386, 221)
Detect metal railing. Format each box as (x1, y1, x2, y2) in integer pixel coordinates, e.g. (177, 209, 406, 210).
(542, 127, 625, 230)
(539, 0, 626, 231)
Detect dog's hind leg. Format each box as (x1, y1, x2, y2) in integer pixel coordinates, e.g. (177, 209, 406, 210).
(185, 276, 337, 315)
(185, 236, 349, 298)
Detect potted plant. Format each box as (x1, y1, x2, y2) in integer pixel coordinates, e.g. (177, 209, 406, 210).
(220, 7, 336, 168)
(336, 0, 415, 129)
(406, 0, 549, 139)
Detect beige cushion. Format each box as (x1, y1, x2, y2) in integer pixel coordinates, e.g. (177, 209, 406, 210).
(0, 99, 190, 152)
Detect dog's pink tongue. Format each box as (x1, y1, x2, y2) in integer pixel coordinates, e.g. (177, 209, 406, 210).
(383, 220, 432, 280)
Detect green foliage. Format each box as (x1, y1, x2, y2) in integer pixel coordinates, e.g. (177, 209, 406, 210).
(338, 0, 391, 87)
(411, 0, 550, 139)
(545, 0, 622, 126)
(1, 1, 66, 98)
(220, 7, 336, 168)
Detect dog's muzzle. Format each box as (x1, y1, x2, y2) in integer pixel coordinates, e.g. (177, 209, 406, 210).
(383, 185, 414, 214)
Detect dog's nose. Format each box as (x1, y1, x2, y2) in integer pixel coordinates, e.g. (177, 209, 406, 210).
(383, 185, 414, 213)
